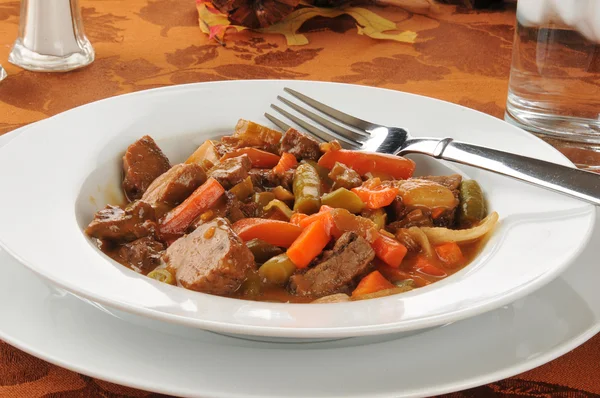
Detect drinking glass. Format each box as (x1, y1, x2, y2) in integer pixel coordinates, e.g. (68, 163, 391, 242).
(505, 0, 600, 167)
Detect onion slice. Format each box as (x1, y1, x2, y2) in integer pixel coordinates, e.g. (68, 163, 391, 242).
(407, 227, 434, 258)
(420, 212, 499, 244)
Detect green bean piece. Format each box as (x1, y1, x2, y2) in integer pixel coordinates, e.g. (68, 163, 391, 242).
(230, 176, 254, 200)
(293, 163, 322, 214)
(306, 160, 333, 185)
(147, 268, 175, 285)
(361, 208, 387, 229)
(321, 188, 365, 214)
(458, 180, 487, 227)
(258, 253, 297, 285)
(253, 191, 276, 208)
(241, 271, 262, 297)
(246, 239, 283, 263)
(264, 199, 294, 220)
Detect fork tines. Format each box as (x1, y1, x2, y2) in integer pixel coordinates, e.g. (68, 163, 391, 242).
(266, 88, 378, 150)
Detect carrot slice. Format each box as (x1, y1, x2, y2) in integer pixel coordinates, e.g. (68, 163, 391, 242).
(413, 256, 447, 277)
(221, 148, 281, 168)
(232, 219, 303, 248)
(352, 271, 395, 298)
(434, 242, 465, 269)
(287, 219, 331, 268)
(159, 177, 225, 237)
(273, 152, 298, 175)
(318, 149, 416, 180)
(351, 185, 398, 209)
(290, 213, 308, 226)
(297, 205, 334, 228)
(371, 235, 408, 268)
(431, 208, 445, 219)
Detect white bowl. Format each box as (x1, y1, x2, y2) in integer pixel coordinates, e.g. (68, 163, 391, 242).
(0, 80, 594, 339)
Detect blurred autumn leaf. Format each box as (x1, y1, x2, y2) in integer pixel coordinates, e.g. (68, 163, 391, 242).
(196, 0, 417, 45)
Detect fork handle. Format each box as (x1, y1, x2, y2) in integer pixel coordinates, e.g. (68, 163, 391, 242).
(405, 138, 600, 206)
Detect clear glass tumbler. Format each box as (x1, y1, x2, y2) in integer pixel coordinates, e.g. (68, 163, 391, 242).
(505, 0, 600, 150)
(8, 0, 94, 72)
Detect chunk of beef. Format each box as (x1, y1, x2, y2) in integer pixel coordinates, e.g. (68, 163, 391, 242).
(122, 136, 171, 201)
(208, 154, 251, 189)
(118, 237, 165, 274)
(165, 218, 255, 295)
(386, 209, 433, 232)
(279, 169, 295, 191)
(248, 168, 294, 192)
(280, 128, 321, 161)
(433, 209, 457, 228)
(220, 192, 247, 223)
(85, 201, 156, 242)
(387, 195, 405, 222)
(248, 168, 276, 189)
(239, 201, 259, 218)
(212, 140, 235, 157)
(419, 174, 462, 192)
(328, 162, 362, 190)
(142, 163, 207, 206)
(215, 192, 260, 222)
(289, 232, 375, 297)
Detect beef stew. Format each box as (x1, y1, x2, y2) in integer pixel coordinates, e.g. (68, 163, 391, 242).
(86, 120, 498, 303)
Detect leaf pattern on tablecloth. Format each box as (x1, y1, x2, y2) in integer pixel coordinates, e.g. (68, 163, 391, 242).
(446, 379, 600, 397)
(415, 21, 512, 77)
(114, 58, 163, 83)
(254, 48, 323, 67)
(232, 37, 279, 53)
(138, 0, 198, 36)
(213, 63, 307, 79)
(457, 97, 505, 119)
(169, 70, 225, 84)
(82, 7, 128, 43)
(0, 57, 123, 115)
(0, 342, 49, 385)
(166, 44, 220, 68)
(334, 54, 450, 86)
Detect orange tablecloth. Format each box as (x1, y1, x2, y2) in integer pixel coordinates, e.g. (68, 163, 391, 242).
(0, 1, 599, 396)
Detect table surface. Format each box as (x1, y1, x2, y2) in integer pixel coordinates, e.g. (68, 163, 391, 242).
(0, 1, 599, 396)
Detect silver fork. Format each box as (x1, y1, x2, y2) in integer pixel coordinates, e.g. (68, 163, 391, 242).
(265, 87, 600, 206)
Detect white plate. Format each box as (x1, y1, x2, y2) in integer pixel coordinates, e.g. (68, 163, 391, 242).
(0, 81, 595, 339)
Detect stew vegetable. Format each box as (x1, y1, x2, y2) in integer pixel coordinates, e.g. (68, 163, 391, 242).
(85, 120, 498, 303)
